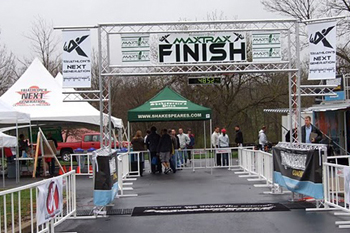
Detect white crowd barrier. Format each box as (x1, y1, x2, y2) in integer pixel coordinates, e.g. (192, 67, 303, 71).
(117, 152, 138, 197)
(235, 147, 288, 194)
(0, 170, 76, 233)
(70, 153, 94, 176)
(309, 155, 350, 229)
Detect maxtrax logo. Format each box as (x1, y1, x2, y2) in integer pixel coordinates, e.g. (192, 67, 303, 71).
(158, 33, 246, 63)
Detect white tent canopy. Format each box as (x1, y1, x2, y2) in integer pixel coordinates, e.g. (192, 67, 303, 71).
(0, 132, 17, 147)
(0, 58, 123, 129)
(0, 99, 31, 124)
(55, 73, 123, 129)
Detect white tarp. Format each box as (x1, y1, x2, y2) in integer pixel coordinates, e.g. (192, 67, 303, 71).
(308, 21, 337, 80)
(0, 99, 31, 124)
(0, 58, 123, 128)
(0, 132, 17, 147)
(55, 73, 123, 128)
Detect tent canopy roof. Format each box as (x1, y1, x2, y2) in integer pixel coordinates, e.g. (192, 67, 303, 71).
(0, 132, 17, 147)
(0, 59, 123, 129)
(0, 99, 31, 124)
(128, 87, 212, 122)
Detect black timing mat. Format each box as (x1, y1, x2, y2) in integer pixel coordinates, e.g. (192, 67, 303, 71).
(131, 203, 290, 216)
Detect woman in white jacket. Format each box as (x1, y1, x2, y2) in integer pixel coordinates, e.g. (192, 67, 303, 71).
(258, 126, 267, 151)
(218, 128, 229, 166)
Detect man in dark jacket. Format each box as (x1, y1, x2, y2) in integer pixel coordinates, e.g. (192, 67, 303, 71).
(146, 126, 161, 174)
(170, 129, 180, 172)
(234, 125, 243, 147)
(157, 128, 173, 174)
(301, 116, 322, 143)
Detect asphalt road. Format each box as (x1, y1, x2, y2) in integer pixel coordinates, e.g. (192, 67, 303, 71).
(55, 167, 349, 233)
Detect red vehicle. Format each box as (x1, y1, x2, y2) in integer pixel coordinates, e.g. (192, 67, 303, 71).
(57, 133, 129, 161)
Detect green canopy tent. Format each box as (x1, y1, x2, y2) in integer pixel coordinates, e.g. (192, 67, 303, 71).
(127, 86, 212, 148)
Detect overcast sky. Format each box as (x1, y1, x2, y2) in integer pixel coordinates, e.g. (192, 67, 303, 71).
(0, 0, 285, 59)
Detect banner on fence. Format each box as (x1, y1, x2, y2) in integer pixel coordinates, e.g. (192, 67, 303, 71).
(94, 150, 118, 206)
(216, 148, 231, 154)
(36, 177, 63, 225)
(273, 147, 323, 199)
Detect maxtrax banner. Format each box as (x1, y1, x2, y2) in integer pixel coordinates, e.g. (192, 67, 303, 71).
(158, 32, 246, 63)
(273, 146, 323, 199)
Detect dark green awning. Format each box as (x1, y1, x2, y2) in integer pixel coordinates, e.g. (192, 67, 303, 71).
(128, 87, 212, 122)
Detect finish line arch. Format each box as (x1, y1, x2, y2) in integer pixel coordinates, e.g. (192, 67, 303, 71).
(96, 19, 301, 146)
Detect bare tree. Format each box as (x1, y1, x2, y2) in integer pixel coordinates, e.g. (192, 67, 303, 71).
(0, 32, 17, 95)
(24, 16, 61, 76)
(261, 0, 322, 20)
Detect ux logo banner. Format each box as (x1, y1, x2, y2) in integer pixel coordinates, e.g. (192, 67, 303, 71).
(309, 26, 335, 49)
(63, 35, 89, 57)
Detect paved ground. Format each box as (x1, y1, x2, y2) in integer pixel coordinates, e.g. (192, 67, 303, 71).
(54, 165, 349, 233)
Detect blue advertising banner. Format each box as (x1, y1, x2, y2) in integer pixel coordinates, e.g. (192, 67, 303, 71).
(273, 147, 324, 199)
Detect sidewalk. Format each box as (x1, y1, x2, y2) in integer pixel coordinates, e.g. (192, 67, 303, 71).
(56, 168, 348, 233)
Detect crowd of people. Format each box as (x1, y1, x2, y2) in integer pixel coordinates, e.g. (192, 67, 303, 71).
(131, 126, 195, 175)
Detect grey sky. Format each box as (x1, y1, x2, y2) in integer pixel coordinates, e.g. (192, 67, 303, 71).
(0, 0, 285, 59)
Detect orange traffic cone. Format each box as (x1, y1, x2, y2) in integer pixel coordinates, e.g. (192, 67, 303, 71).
(76, 166, 81, 174)
(89, 165, 93, 173)
(59, 168, 64, 175)
(63, 165, 67, 173)
(68, 166, 72, 172)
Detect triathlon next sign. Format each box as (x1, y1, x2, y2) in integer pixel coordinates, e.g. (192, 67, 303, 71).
(158, 32, 246, 63)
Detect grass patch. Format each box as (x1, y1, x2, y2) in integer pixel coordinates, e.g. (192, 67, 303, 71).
(0, 188, 37, 229)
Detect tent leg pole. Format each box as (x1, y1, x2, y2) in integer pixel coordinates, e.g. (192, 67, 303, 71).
(203, 121, 206, 149)
(2, 148, 5, 188)
(16, 119, 19, 184)
(127, 122, 130, 152)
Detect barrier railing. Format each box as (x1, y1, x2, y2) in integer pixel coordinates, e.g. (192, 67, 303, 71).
(235, 147, 289, 195)
(311, 158, 350, 229)
(0, 170, 76, 233)
(70, 153, 94, 176)
(117, 152, 137, 197)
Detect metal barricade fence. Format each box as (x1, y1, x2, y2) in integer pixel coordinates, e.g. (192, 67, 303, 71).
(235, 147, 281, 194)
(171, 148, 241, 171)
(70, 153, 94, 176)
(0, 170, 76, 233)
(117, 152, 137, 197)
(321, 159, 350, 229)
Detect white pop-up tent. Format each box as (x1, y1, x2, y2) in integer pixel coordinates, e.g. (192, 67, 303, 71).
(0, 58, 123, 129)
(0, 99, 31, 124)
(0, 99, 32, 184)
(0, 132, 17, 187)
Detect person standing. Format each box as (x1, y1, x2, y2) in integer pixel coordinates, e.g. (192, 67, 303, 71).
(144, 130, 151, 144)
(211, 127, 220, 148)
(157, 128, 173, 174)
(171, 129, 180, 170)
(218, 128, 229, 166)
(131, 130, 145, 176)
(177, 128, 190, 166)
(47, 133, 58, 176)
(186, 129, 195, 164)
(146, 126, 161, 174)
(234, 125, 243, 147)
(301, 116, 322, 143)
(258, 126, 268, 151)
(211, 127, 221, 165)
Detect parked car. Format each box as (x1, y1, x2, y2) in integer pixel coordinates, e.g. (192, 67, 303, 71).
(57, 133, 129, 161)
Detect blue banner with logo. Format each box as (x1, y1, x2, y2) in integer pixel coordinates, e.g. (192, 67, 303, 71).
(273, 147, 324, 199)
